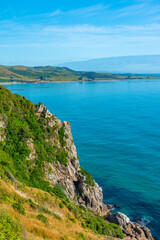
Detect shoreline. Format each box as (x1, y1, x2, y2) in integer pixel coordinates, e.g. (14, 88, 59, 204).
(0, 82, 156, 239)
(0, 78, 160, 86)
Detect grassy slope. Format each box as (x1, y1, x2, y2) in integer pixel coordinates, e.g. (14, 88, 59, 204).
(0, 65, 156, 83)
(0, 86, 124, 240)
(0, 178, 108, 240)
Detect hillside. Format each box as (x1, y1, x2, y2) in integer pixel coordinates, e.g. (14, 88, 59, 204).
(0, 85, 154, 240)
(0, 65, 156, 84)
(60, 55, 160, 74)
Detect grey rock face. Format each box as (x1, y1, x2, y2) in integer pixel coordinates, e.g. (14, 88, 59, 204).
(37, 104, 52, 119)
(107, 212, 154, 240)
(123, 222, 154, 240)
(107, 212, 130, 226)
(36, 105, 154, 239)
(0, 119, 6, 141)
(38, 105, 109, 215)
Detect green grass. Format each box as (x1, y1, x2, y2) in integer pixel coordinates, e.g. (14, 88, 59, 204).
(0, 209, 24, 240)
(37, 214, 48, 224)
(0, 86, 68, 193)
(79, 167, 95, 187)
(0, 65, 155, 84)
(12, 203, 25, 215)
(59, 202, 64, 208)
(62, 201, 124, 239)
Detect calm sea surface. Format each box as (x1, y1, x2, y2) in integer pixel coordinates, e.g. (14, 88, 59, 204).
(6, 80, 160, 239)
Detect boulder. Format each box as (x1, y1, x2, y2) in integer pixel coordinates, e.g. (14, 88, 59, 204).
(107, 212, 130, 226)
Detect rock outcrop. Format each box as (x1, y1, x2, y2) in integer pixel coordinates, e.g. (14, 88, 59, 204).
(0, 119, 6, 141)
(12, 103, 152, 240)
(107, 212, 130, 226)
(107, 212, 154, 240)
(123, 222, 154, 240)
(0, 86, 154, 240)
(35, 104, 154, 239)
(37, 105, 108, 216)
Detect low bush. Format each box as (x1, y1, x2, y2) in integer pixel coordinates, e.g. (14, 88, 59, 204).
(12, 203, 25, 215)
(37, 214, 48, 224)
(79, 167, 95, 187)
(52, 184, 67, 200)
(0, 209, 24, 240)
(59, 202, 64, 208)
(59, 127, 66, 147)
(78, 233, 86, 240)
(69, 217, 76, 223)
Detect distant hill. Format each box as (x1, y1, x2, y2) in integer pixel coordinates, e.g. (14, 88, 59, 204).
(59, 55, 160, 74)
(0, 64, 158, 83)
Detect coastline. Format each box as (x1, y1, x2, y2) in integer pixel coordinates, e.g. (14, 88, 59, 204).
(0, 78, 159, 86)
(1, 83, 156, 239)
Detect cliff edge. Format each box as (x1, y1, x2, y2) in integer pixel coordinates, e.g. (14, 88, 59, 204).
(0, 85, 154, 239)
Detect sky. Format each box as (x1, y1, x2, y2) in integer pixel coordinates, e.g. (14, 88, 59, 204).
(0, 0, 160, 66)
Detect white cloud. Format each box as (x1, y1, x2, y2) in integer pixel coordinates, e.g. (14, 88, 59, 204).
(66, 4, 109, 17)
(1, 1, 160, 64)
(116, 2, 160, 18)
(48, 9, 61, 17)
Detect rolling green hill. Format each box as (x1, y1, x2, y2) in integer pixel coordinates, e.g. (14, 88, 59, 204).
(0, 65, 157, 83)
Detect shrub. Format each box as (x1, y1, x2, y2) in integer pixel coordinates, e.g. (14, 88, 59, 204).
(69, 217, 76, 223)
(12, 203, 25, 215)
(56, 150, 68, 166)
(79, 167, 95, 187)
(59, 202, 64, 208)
(37, 214, 48, 224)
(78, 233, 86, 240)
(52, 184, 67, 200)
(81, 222, 86, 228)
(0, 209, 24, 240)
(59, 126, 66, 146)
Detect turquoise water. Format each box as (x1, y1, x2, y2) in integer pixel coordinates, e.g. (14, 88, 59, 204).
(6, 81, 160, 239)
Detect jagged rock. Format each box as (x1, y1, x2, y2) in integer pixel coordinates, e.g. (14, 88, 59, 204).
(26, 139, 36, 160)
(123, 222, 154, 240)
(41, 106, 109, 216)
(0, 119, 6, 141)
(0, 120, 5, 128)
(5, 171, 19, 184)
(108, 203, 120, 210)
(107, 212, 130, 226)
(36, 104, 52, 118)
(36, 105, 153, 238)
(107, 212, 154, 239)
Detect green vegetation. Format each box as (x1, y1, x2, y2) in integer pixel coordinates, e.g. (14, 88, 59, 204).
(28, 199, 61, 220)
(61, 200, 124, 239)
(77, 233, 86, 240)
(59, 126, 67, 147)
(69, 217, 76, 223)
(52, 184, 68, 200)
(79, 167, 95, 186)
(0, 209, 24, 240)
(0, 86, 124, 239)
(0, 85, 68, 193)
(37, 214, 48, 224)
(0, 65, 156, 84)
(12, 203, 25, 215)
(59, 202, 64, 208)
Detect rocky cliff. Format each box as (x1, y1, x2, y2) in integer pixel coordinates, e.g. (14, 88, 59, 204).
(0, 86, 154, 239)
(35, 104, 153, 240)
(36, 104, 108, 216)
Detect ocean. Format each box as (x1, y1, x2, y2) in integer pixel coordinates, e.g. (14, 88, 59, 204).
(6, 80, 160, 239)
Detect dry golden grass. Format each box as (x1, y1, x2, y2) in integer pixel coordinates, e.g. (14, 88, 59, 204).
(0, 178, 114, 240)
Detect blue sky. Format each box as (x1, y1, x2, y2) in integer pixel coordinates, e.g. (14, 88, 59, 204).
(1, 0, 160, 66)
